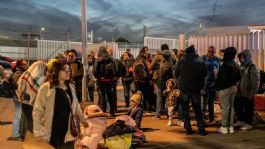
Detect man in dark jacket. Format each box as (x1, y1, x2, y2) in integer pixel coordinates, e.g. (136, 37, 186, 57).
(234, 49, 260, 130)
(67, 49, 83, 102)
(175, 45, 207, 136)
(215, 47, 240, 134)
(150, 44, 176, 118)
(93, 46, 117, 116)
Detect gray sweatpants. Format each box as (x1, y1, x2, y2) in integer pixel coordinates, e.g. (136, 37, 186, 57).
(218, 86, 237, 127)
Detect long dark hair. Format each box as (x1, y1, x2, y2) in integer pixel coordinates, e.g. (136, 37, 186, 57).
(46, 60, 72, 88)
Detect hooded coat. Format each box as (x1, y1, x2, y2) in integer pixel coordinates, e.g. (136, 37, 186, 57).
(237, 49, 260, 99)
(163, 79, 181, 107)
(16, 61, 46, 106)
(175, 46, 207, 93)
(150, 49, 176, 80)
(215, 47, 240, 91)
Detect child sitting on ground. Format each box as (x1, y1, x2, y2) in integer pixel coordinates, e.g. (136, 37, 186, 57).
(163, 79, 181, 126)
(128, 91, 144, 130)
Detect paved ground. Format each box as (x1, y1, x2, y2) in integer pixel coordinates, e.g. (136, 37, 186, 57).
(1, 89, 265, 149)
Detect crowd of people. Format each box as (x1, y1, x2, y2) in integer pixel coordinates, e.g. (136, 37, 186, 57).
(0, 43, 262, 148)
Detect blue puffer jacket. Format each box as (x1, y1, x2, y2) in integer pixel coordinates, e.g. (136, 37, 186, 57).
(128, 106, 144, 129)
(203, 56, 220, 89)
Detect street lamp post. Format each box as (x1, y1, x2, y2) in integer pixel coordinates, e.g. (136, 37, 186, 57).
(40, 27, 45, 40)
(81, 0, 88, 102)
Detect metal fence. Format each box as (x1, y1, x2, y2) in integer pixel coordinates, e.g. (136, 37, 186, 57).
(144, 36, 178, 50)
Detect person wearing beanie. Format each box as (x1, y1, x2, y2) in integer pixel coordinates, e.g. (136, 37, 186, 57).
(163, 79, 181, 126)
(128, 91, 144, 130)
(150, 44, 176, 119)
(175, 45, 207, 136)
(215, 47, 240, 134)
(234, 49, 260, 131)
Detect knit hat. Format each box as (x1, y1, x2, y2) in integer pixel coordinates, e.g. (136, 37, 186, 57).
(115, 115, 136, 127)
(83, 105, 108, 119)
(130, 91, 142, 105)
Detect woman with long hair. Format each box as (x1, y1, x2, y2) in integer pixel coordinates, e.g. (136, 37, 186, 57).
(33, 60, 83, 149)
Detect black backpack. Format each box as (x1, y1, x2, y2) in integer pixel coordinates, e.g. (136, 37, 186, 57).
(159, 59, 174, 81)
(100, 58, 116, 78)
(0, 75, 16, 98)
(248, 64, 265, 94)
(257, 69, 265, 94)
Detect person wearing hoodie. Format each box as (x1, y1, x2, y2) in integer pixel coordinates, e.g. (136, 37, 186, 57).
(215, 47, 240, 134)
(150, 44, 176, 119)
(93, 46, 117, 116)
(234, 49, 260, 130)
(175, 45, 207, 136)
(163, 79, 181, 126)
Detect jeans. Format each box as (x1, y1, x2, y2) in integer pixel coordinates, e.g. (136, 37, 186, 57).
(155, 80, 166, 116)
(202, 88, 216, 120)
(122, 80, 132, 107)
(218, 86, 237, 127)
(181, 92, 205, 130)
(75, 79, 82, 103)
(137, 81, 152, 111)
(234, 96, 254, 124)
(87, 86, 95, 102)
(177, 98, 184, 120)
(98, 81, 115, 115)
(11, 99, 22, 137)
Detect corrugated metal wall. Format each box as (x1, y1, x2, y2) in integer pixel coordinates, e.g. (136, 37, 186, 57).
(188, 31, 265, 70)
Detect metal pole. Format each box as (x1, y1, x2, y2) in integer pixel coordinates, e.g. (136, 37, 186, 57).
(81, 0, 88, 102)
(27, 25, 32, 66)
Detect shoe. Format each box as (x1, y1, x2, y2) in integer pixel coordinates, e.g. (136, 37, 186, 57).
(7, 137, 21, 141)
(186, 129, 194, 135)
(240, 124, 253, 130)
(229, 126, 234, 133)
(199, 129, 208, 136)
(217, 126, 228, 134)
(153, 115, 161, 119)
(167, 119, 174, 126)
(233, 121, 245, 127)
(145, 112, 154, 116)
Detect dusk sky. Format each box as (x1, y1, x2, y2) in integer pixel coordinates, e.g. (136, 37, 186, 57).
(0, 0, 265, 42)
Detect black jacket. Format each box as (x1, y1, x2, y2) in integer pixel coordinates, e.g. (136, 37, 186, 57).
(215, 60, 240, 91)
(175, 53, 206, 93)
(122, 59, 134, 82)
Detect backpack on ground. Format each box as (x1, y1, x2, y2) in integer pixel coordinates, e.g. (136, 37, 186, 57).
(159, 59, 174, 81)
(133, 61, 148, 81)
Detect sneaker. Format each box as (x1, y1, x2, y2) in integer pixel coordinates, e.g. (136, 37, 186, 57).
(186, 129, 194, 135)
(7, 137, 21, 141)
(217, 126, 228, 134)
(167, 120, 174, 126)
(229, 126, 234, 133)
(198, 129, 208, 136)
(240, 124, 253, 130)
(180, 121, 184, 127)
(153, 115, 161, 119)
(233, 121, 245, 127)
